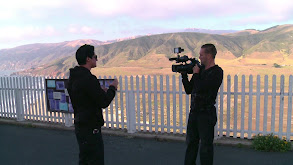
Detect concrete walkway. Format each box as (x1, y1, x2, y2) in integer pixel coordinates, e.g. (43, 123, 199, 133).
(0, 121, 292, 165)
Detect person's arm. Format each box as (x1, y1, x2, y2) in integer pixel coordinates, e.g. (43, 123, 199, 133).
(181, 73, 194, 94)
(87, 76, 116, 108)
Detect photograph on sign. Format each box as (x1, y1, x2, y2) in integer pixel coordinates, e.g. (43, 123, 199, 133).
(53, 92, 61, 100)
(59, 103, 68, 111)
(47, 89, 54, 99)
(68, 103, 74, 113)
(56, 81, 65, 90)
(61, 93, 66, 103)
(47, 80, 56, 88)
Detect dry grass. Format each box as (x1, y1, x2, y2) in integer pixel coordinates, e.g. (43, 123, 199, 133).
(91, 55, 293, 77)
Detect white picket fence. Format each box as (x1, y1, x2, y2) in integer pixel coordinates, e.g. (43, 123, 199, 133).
(0, 75, 292, 140)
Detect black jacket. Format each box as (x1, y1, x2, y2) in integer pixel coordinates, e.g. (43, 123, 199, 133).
(67, 66, 116, 128)
(182, 65, 223, 112)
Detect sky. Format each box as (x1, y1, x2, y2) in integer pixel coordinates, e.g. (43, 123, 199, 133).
(0, 0, 293, 49)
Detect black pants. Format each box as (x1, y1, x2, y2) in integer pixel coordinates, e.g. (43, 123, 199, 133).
(184, 107, 217, 165)
(75, 127, 104, 165)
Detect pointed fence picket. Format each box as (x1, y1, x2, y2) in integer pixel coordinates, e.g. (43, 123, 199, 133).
(0, 75, 292, 140)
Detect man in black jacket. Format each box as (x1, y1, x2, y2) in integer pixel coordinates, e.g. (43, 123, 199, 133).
(67, 44, 118, 165)
(182, 44, 223, 165)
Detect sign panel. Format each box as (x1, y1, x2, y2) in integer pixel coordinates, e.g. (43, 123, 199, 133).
(45, 78, 113, 113)
(45, 79, 73, 113)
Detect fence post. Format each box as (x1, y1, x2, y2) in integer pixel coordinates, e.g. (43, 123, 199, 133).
(64, 113, 73, 127)
(214, 99, 219, 140)
(214, 122, 219, 140)
(127, 90, 136, 133)
(15, 88, 24, 121)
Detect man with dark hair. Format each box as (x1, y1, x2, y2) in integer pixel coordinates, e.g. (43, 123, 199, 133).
(67, 44, 118, 165)
(182, 43, 223, 165)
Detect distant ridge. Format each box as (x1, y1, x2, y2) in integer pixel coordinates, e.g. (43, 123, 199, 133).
(62, 39, 104, 47)
(184, 28, 237, 34)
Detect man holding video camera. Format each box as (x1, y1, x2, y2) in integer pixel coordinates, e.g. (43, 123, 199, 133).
(181, 44, 223, 165)
(67, 44, 118, 165)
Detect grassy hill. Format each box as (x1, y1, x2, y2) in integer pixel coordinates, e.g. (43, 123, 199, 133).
(3, 24, 293, 77)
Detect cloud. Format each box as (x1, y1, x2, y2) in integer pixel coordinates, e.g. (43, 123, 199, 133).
(1, 0, 293, 49)
(77, 0, 293, 21)
(0, 0, 71, 20)
(68, 25, 102, 35)
(223, 0, 293, 26)
(0, 26, 58, 42)
(76, 0, 199, 18)
(2, 0, 293, 23)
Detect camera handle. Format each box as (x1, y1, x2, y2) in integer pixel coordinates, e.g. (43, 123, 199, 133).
(169, 55, 180, 61)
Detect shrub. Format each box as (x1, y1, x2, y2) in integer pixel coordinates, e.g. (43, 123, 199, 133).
(252, 133, 291, 152)
(273, 63, 282, 68)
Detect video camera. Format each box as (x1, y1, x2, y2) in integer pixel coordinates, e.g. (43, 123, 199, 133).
(169, 47, 202, 74)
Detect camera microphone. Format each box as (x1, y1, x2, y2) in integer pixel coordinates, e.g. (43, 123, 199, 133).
(169, 58, 178, 61)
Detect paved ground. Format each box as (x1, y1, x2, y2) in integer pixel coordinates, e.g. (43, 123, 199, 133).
(0, 123, 292, 165)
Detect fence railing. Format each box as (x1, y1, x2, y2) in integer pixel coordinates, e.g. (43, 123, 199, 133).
(0, 75, 292, 140)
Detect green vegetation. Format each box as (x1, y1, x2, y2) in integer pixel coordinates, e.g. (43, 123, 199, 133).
(273, 63, 282, 68)
(24, 123, 36, 128)
(252, 133, 291, 152)
(236, 143, 244, 148)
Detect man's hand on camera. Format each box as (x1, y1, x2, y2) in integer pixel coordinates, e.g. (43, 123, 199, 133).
(110, 79, 118, 90)
(193, 65, 200, 74)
